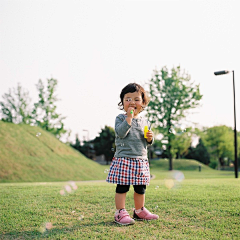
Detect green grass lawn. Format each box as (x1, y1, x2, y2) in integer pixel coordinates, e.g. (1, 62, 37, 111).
(1, 170, 239, 239)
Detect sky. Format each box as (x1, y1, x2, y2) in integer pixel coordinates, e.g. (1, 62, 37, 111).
(0, 0, 240, 142)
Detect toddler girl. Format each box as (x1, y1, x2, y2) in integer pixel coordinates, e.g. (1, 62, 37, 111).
(106, 83, 159, 225)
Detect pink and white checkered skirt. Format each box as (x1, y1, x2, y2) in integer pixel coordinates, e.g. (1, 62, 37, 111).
(106, 157, 150, 185)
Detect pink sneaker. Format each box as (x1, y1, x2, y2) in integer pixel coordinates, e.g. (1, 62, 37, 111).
(133, 207, 159, 220)
(115, 209, 135, 225)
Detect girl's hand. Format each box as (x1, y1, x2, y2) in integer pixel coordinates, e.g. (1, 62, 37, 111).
(127, 107, 135, 118)
(126, 107, 135, 125)
(146, 130, 153, 143)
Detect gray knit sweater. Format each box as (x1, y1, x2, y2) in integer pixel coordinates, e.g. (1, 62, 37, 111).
(114, 114, 154, 160)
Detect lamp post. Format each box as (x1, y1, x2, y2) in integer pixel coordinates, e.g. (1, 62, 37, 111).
(214, 70, 238, 178)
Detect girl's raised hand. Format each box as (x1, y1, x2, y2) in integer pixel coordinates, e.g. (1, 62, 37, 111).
(127, 107, 135, 118)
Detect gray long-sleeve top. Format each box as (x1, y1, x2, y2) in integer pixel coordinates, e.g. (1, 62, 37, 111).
(114, 114, 154, 160)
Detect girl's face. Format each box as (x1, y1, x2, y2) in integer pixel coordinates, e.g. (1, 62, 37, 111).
(123, 91, 143, 116)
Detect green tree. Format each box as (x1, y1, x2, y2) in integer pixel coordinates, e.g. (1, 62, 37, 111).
(146, 66, 202, 170)
(93, 126, 115, 165)
(71, 134, 90, 157)
(0, 83, 32, 124)
(171, 127, 192, 159)
(201, 125, 234, 169)
(71, 134, 81, 151)
(185, 138, 210, 165)
(32, 78, 67, 139)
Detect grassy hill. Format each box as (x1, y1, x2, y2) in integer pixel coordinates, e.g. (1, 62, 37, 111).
(0, 121, 107, 183)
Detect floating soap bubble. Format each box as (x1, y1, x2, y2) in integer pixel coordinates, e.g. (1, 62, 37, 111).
(60, 181, 78, 196)
(69, 181, 78, 190)
(164, 170, 185, 189)
(172, 170, 185, 182)
(164, 179, 175, 189)
(71, 210, 84, 221)
(60, 189, 65, 196)
(155, 205, 158, 209)
(155, 185, 159, 190)
(65, 184, 72, 193)
(104, 169, 109, 174)
(39, 222, 53, 233)
(45, 222, 52, 230)
(36, 132, 41, 137)
(78, 215, 84, 221)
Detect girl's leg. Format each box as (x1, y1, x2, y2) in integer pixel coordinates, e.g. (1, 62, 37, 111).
(133, 185, 159, 220)
(115, 193, 127, 209)
(115, 191, 135, 225)
(115, 185, 130, 209)
(133, 185, 146, 209)
(134, 192, 145, 209)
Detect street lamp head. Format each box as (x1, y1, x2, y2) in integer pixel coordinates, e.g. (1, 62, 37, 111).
(214, 70, 230, 76)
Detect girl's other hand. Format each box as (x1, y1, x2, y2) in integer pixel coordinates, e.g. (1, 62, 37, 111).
(146, 130, 153, 143)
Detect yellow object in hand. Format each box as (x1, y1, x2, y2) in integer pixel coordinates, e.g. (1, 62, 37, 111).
(144, 126, 148, 138)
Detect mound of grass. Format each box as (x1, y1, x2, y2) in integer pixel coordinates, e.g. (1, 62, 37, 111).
(0, 121, 106, 183)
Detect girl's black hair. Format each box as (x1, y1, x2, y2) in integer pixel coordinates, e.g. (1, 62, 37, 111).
(118, 83, 150, 112)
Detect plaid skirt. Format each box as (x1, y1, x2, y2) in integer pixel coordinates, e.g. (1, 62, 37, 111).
(106, 157, 150, 185)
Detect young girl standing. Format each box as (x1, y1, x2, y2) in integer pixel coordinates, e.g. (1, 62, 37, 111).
(106, 83, 159, 225)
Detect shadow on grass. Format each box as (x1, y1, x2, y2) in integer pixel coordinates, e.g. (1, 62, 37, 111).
(0, 221, 132, 239)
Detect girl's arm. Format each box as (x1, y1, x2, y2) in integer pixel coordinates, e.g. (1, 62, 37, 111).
(115, 115, 131, 138)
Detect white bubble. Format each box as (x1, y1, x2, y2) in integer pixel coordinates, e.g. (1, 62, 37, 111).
(164, 179, 175, 189)
(172, 170, 185, 182)
(155, 185, 159, 190)
(60, 182, 78, 196)
(78, 215, 84, 221)
(36, 132, 41, 137)
(60, 189, 65, 195)
(39, 222, 52, 233)
(39, 226, 46, 234)
(65, 185, 72, 193)
(69, 181, 78, 190)
(164, 170, 185, 189)
(45, 222, 52, 230)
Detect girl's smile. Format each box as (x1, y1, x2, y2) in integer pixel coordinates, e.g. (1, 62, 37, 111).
(123, 91, 143, 117)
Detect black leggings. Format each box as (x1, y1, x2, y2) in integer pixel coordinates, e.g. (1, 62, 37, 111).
(116, 184, 146, 195)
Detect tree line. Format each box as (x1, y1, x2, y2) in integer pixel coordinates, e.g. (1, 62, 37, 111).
(0, 78, 68, 139)
(73, 124, 240, 169)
